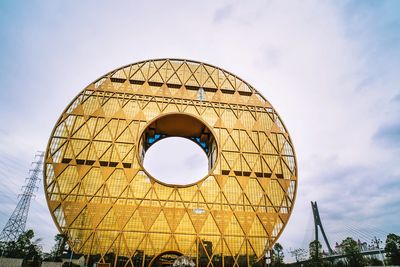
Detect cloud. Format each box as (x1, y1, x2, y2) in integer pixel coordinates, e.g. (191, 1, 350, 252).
(392, 94, 400, 102)
(143, 137, 208, 184)
(213, 4, 233, 23)
(280, 158, 400, 254)
(0, 0, 399, 260)
(373, 123, 400, 148)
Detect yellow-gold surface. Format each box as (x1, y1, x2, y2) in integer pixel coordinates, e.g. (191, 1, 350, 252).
(44, 59, 297, 266)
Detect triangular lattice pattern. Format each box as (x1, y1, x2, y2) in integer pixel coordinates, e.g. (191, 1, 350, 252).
(44, 59, 297, 267)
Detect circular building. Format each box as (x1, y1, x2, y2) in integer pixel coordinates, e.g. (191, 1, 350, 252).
(44, 59, 297, 267)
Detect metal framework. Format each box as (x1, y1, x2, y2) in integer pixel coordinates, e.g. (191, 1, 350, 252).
(0, 152, 44, 242)
(44, 59, 298, 267)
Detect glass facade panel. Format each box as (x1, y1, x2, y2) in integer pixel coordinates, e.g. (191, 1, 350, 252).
(44, 59, 297, 266)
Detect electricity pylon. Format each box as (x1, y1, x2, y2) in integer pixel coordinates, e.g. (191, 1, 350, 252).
(0, 152, 44, 242)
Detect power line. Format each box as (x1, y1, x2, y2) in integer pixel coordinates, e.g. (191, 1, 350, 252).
(0, 152, 44, 242)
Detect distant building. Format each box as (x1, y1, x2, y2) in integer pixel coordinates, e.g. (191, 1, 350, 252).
(334, 239, 368, 254)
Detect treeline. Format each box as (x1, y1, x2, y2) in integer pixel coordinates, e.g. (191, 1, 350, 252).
(0, 229, 42, 267)
(0, 230, 72, 267)
(1, 230, 399, 267)
(272, 233, 400, 267)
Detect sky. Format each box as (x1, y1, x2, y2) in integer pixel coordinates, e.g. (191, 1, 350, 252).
(0, 0, 399, 261)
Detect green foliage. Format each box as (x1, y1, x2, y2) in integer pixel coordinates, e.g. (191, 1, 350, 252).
(309, 240, 322, 258)
(340, 237, 365, 267)
(0, 230, 42, 260)
(364, 257, 383, 266)
(308, 240, 323, 267)
(48, 234, 66, 261)
(334, 260, 345, 267)
(289, 248, 307, 262)
(271, 243, 285, 267)
(385, 233, 400, 265)
(0, 229, 42, 267)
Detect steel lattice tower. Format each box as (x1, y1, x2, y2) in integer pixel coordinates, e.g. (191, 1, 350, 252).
(0, 152, 44, 242)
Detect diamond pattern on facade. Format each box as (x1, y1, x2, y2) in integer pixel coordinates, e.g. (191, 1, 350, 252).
(44, 59, 297, 266)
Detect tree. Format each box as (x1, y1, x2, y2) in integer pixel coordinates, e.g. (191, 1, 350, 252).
(340, 237, 364, 267)
(289, 248, 307, 262)
(1, 229, 42, 266)
(385, 233, 400, 265)
(48, 234, 67, 261)
(364, 257, 383, 266)
(271, 243, 285, 266)
(308, 240, 323, 267)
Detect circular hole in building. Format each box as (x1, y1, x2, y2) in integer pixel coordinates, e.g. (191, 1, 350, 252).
(139, 114, 217, 186)
(143, 137, 208, 185)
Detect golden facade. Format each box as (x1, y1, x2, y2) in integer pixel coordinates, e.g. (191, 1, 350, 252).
(44, 59, 297, 267)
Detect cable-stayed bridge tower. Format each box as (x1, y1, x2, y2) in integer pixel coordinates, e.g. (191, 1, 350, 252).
(0, 152, 44, 242)
(311, 201, 333, 254)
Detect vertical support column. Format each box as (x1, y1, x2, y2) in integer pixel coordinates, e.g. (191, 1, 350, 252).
(311, 201, 333, 254)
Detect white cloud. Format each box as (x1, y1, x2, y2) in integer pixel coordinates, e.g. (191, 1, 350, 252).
(144, 137, 209, 185)
(0, 0, 399, 260)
